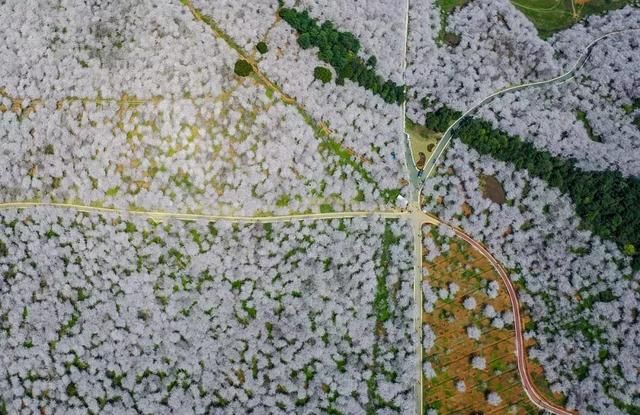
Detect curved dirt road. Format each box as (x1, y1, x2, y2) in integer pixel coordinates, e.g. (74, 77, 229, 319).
(420, 211, 577, 415)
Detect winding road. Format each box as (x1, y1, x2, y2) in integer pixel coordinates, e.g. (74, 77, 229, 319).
(411, 204, 577, 415)
(419, 27, 640, 179)
(399, 9, 640, 415)
(449, 222, 574, 415)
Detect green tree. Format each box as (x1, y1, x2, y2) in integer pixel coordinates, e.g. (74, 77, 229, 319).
(424, 107, 462, 132)
(279, 7, 404, 105)
(448, 108, 640, 269)
(624, 244, 636, 256)
(313, 66, 332, 84)
(366, 56, 377, 68)
(256, 41, 268, 54)
(297, 33, 312, 49)
(233, 59, 253, 77)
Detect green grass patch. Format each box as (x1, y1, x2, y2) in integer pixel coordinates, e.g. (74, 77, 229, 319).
(576, 110, 603, 142)
(105, 186, 119, 197)
(510, 0, 634, 38)
(381, 188, 401, 204)
(319, 204, 334, 213)
(276, 194, 291, 208)
(436, 0, 470, 45)
(406, 117, 441, 168)
(124, 222, 137, 233)
(319, 139, 374, 184)
(265, 87, 274, 99)
(365, 221, 403, 414)
(374, 222, 399, 323)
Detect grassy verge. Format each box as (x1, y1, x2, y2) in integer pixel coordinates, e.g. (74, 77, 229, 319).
(406, 117, 441, 166)
(435, 0, 471, 46)
(366, 220, 401, 414)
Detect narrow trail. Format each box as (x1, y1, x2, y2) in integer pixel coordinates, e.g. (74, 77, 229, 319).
(511, 0, 565, 13)
(0, 202, 404, 223)
(182, 0, 333, 138)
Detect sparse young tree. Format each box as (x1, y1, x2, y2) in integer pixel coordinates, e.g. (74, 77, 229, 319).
(467, 325, 481, 341)
(471, 355, 486, 370)
(462, 296, 477, 310)
(486, 391, 502, 406)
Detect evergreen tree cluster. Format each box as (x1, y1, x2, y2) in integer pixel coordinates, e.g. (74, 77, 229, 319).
(452, 114, 640, 268)
(279, 8, 405, 105)
(423, 105, 462, 132)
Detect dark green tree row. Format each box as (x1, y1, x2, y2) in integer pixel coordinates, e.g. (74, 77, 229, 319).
(424, 106, 463, 132)
(279, 8, 405, 105)
(449, 114, 640, 268)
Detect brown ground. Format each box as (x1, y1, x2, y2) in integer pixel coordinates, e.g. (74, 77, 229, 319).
(421, 226, 564, 414)
(481, 175, 507, 205)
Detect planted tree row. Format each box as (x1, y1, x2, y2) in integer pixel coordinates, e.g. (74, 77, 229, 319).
(279, 8, 405, 105)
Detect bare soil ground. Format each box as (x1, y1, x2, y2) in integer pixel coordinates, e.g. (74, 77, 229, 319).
(480, 175, 507, 205)
(422, 227, 564, 413)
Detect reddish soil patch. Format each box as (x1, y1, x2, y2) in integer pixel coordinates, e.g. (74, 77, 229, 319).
(421, 227, 564, 413)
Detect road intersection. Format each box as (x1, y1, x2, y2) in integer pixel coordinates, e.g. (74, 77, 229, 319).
(0, 197, 575, 415)
(5, 4, 633, 414)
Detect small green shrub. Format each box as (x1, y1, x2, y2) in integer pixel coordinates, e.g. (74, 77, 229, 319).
(234, 59, 253, 77)
(313, 66, 332, 84)
(366, 56, 376, 67)
(256, 41, 268, 54)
